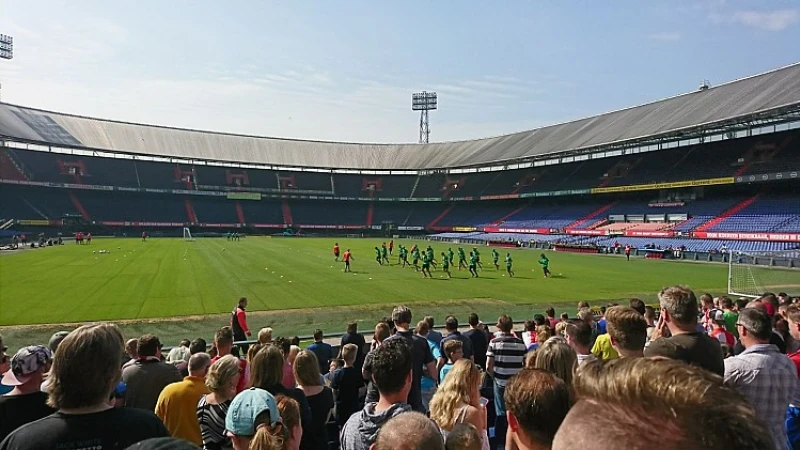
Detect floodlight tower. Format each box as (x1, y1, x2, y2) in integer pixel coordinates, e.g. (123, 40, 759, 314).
(412, 91, 437, 144)
(0, 34, 13, 102)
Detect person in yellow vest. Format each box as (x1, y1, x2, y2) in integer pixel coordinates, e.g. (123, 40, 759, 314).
(154, 352, 212, 445)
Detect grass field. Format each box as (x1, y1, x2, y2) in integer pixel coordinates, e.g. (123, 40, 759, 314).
(0, 236, 729, 350)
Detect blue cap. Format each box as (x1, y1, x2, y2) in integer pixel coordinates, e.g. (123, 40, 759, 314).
(225, 388, 281, 437)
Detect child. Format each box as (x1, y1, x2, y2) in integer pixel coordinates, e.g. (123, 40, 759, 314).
(445, 423, 483, 450)
(440, 340, 463, 383)
(331, 343, 364, 427)
(709, 310, 736, 347)
(324, 358, 344, 385)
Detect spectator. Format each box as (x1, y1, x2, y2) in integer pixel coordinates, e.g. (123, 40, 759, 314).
(124, 437, 200, 449)
(288, 346, 301, 367)
(308, 329, 333, 375)
(564, 320, 596, 366)
(176, 338, 207, 378)
(0, 335, 12, 395)
(415, 320, 443, 413)
(224, 388, 282, 450)
(424, 316, 443, 346)
(0, 324, 169, 449)
(373, 411, 444, 450)
(644, 285, 724, 376)
(325, 359, 343, 386)
(463, 313, 489, 370)
(628, 298, 646, 316)
(720, 296, 738, 337)
(486, 314, 526, 446)
(294, 351, 333, 450)
(529, 325, 551, 352)
(331, 344, 365, 428)
(275, 395, 303, 450)
(122, 334, 182, 410)
(212, 327, 248, 393)
(166, 340, 191, 366)
(520, 321, 536, 348)
(0, 345, 56, 441)
(249, 345, 313, 450)
(258, 327, 273, 345)
(708, 310, 736, 347)
(429, 360, 488, 449)
(230, 297, 251, 354)
(643, 306, 657, 341)
(786, 305, 800, 376)
(505, 369, 572, 450)
(576, 308, 599, 348)
(591, 317, 619, 361)
(362, 322, 392, 404)
(123, 338, 139, 369)
(552, 357, 773, 450)
(559, 312, 569, 323)
(290, 336, 301, 347)
(527, 337, 577, 386)
(554, 321, 568, 337)
(341, 339, 413, 450)
(341, 322, 367, 372)
(596, 306, 608, 334)
(545, 307, 559, 331)
(732, 301, 787, 355)
(724, 308, 799, 450)
(47, 331, 69, 354)
(440, 315, 474, 362)
(383, 306, 436, 413)
(198, 354, 240, 450)
(154, 353, 211, 445)
(444, 423, 481, 450)
(605, 306, 648, 358)
(439, 340, 463, 384)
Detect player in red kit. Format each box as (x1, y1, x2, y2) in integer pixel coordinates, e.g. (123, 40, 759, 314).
(86, 232, 92, 244)
(343, 249, 353, 272)
(142, 231, 147, 242)
(333, 243, 341, 261)
(389, 240, 394, 256)
(625, 245, 631, 261)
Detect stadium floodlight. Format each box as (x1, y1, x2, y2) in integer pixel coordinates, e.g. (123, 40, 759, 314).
(412, 91, 437, 144)
(0, 34, 13, 60)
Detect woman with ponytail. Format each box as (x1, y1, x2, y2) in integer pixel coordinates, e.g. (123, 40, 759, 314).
(226, 388, 284, 450)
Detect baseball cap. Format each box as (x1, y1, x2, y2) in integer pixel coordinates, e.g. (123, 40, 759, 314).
(48, 331, 70, 353)
(1, 345, 52, 386)
(712, 310, 726, 323)
(225, 388, 281, 437)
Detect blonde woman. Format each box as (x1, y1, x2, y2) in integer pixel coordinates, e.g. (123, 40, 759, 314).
(293, 350, 334, 450)
(528, 337, 577, 387)
(429, 359, 489, 450)
(198, 354, 240, 450)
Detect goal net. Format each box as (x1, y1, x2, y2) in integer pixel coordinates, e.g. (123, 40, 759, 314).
(183, 227, 195, 242)
(728, 250, 800, 298)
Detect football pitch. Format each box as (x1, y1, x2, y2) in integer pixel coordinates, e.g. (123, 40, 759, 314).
(0, 236, 728, 349)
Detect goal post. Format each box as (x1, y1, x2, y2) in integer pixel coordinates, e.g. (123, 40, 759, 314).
(183, 227, 195, 241)
(728, 250, 800, 298)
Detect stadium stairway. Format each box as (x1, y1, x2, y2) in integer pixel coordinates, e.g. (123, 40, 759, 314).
(281, 200, 293, 225)
(566, 202, 616, 230)
(68, 191, 92, 221)
(427, 205, 454, 229)
(235, 201, 246, 224)
(695, 194, 760, 232)
(0, 149, 29, 181)
(184, 198, 198, 224)
(489, 206, 527, 226)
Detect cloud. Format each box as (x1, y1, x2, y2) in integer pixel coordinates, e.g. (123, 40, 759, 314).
(732, 9, 799, 31)
(648, 32, 681, 41)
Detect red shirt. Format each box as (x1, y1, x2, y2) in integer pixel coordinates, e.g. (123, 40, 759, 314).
(333, 245, 340, 254)
(343, 251, 351, 262)
(87, 233, 92, 239)
(789, 350, 800, 378)
(389, 241, 394, 248)
(232, 307, 249, 334)
(710, 328, 735, 347)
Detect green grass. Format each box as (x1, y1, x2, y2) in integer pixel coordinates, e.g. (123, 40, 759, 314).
(0, 236, 728, 350)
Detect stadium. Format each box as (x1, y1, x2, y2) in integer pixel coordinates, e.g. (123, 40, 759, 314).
(1, 61, 800, 349)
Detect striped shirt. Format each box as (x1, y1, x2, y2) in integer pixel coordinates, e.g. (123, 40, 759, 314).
(486, 332, 526, 387)
(197, 396, 231, 450)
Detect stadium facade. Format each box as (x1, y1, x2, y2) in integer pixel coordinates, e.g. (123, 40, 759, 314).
(1, 62, 799, 253)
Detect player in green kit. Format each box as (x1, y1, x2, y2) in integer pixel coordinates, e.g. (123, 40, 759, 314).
(397, 245, 405, 265)
(468, 252, 479, 278)
(473, 248, 483, 270)
(375, 247, 383, 265)
(538, 253, 551, 278)
(426, 246, 437, 269)
(421, 252, 432, 278)
(447, 248, 455, 266)
(457, 247, 467, 270)
(401, 246, 410, 267)
(505, 253, 515, 277)
(492, 249, 500, 270)
(381, 243, 390, 264)
(412, 248, 421, 271)
(441, 251, 451, 278)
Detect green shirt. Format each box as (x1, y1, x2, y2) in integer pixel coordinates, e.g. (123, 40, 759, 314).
(382, 247, 388, 257)
(723, 311, 739, 338)
(539, 257, 549, 268)
(375, 249, 381, 258)
(441, 254, 449, 268)
(505, 255, 512, 266)
(458, 249, 466, 259)
(469, 255, 477, 267)
(493, 251, 499, 262)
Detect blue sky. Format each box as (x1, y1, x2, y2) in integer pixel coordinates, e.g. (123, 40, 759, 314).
(0, 1, 798, 143)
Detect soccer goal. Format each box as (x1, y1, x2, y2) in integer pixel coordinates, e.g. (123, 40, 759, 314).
(728, 250, 800, 298)
(183, 227, 195, 242)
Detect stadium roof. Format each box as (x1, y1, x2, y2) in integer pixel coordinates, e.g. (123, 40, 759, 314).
(1, 62, 800, 170)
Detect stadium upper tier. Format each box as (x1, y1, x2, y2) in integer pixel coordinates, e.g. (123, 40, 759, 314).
(1, 63, 800, 170)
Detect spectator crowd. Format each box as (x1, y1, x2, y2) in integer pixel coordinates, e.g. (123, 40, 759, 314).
(1, 288, 799, 449)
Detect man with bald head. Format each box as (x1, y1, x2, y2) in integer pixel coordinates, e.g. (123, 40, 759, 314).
(122, 338, 139, 368)
(371, 411, 443, 450)
(154, 352, 211, 445)
(552, 358, 773, 450)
